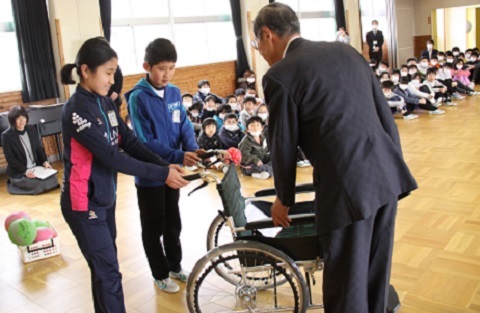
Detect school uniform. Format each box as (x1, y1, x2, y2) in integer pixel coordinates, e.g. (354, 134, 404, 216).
(239, 110, 253, 128)
(61, 85, 170, 313)
(218, 127, 244, 149)
(126, 78, 198, 281)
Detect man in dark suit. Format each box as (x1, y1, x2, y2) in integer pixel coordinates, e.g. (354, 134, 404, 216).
(366, 20, 384, 65)
(420, 39, 438, 61)
(253, 3, 417, 313)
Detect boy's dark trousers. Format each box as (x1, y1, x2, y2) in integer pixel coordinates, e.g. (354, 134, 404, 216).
(136, 185, 182, 280)
(62, 206, 126, 313)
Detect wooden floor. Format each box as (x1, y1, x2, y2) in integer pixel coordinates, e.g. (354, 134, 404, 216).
(1, 92, 480, 313)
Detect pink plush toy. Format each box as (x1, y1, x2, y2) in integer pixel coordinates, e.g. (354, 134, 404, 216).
(4, 211, 30, 231)
(34, 227, 56, 243)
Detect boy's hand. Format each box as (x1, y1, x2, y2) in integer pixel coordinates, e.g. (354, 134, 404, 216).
(452, 82, 458, 87)
(257, 160, 263, 166)
(169, 164, 185, 174)
(184, 152, 201, 167)
(166, 168, 189, 189)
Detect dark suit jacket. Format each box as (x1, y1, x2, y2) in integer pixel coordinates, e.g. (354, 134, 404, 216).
(263, 38, 417, 234)
(420, 49, 438, 61)
(1, 125, 47, 178)
(366, 30, 384, 52)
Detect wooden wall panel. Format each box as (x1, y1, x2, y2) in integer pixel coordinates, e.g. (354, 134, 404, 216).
(362, 40, 390, 65)
(414, 35, 432, 61)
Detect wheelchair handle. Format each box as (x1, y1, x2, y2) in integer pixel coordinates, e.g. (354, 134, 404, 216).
(183, 173, 203, 181)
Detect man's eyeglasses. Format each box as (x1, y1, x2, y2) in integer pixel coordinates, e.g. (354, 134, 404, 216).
(250, 39, 259, 51)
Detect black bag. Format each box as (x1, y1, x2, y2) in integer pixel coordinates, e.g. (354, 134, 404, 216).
(387, 284, 401, 313)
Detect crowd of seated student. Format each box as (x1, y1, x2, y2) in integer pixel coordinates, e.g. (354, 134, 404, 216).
(374, 42, 479, 120)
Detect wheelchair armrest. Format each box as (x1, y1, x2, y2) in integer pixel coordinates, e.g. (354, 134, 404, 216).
(253, 183, 315, 198)
(244, 213, 316, 230)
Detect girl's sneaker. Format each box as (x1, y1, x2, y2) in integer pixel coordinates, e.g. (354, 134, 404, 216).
(154, 278, 180, 293)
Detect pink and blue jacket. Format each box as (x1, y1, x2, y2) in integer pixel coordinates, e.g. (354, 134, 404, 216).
(61, 85, 170, 212)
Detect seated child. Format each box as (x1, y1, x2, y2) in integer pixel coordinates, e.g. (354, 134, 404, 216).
(182, 92, 193, 110)
(390, 70, 400, 85)
(395, 77, 445, 115)
(379, 72, 390, 83)
(437, 64, 468, 98)
(197, 118, 227, 173)
(235, 88, 246, 107)
(437, 51, 446, 66)
(452, 59, 475, 89)
(430, 56, 440, 69)
(408, 73, 438, 106)
(239, 96, 256, 128)
(214, 104, 233, 129)
(193, 79, 223, 104)
(376, 61, 390, 77)
(256, 103, 269, 137)
(408, 64, 418, 80)
(381, 80, 418, 120)
(417, 56, 430, 78)
(406, 57, 417, 66)
(239, 116, 273, 180)
(400, 65, 409, 78)
(187, 101, 204, 136)
(420, 67, 456, 106)
(201, 95, 218, 121)
(219, 113, 245, 149)
(225, 94, 242, 114)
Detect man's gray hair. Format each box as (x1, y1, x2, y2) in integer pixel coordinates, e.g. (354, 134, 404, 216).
(253, 3, 300, 39)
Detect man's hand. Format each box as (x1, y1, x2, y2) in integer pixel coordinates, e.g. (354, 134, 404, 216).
(271, 198, 291, 228)
(165, 168, 189, 189)
(26, 170, 36, 179)
(183, 152, 202, 167)
(169, 164, 185, 174)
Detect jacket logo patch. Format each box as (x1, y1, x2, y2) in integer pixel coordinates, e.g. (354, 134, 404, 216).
(88, 210, 98, 219)
(72, 112, 92, 133)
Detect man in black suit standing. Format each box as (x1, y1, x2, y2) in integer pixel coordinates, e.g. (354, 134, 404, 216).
(420, 39, 438, 61)
(366, 20, 384, 65)
(253, 3, 417, 313)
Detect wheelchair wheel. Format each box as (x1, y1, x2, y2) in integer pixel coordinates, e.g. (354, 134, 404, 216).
(206, 215, 288, 290)
(206, 214, 233, 251)
(187, 241, 308, 313)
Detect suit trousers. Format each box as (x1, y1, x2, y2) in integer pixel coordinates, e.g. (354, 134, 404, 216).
(136, 185, 182, 280)
(62, 206, 126, 313)
(319, 198, 397, 313)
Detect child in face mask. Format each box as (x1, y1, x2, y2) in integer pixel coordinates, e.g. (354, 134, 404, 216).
(408, 64, 418, 80)
(218, 113, 245, 149)
(390, 70, 400, 85)
(225, 94, 242, 114)
(202, 96, 218, 121)
(407, 73, 437, 105)
(406, 58, 417, 66)
(376, 61, 389, 77)
(239, 116, 273, 180)
(417, 57, 430, 77)
(437, 52, 446, 65)
(381, 80, 417, 120)
(182, 93, 193, 110)
(378, 72, 390, 83)
(193, 79, 224, 104)
(256, 104, 269, 137)
(214, 104, 233, 130)
(395, 77, 445, 115)
(239, 96, 256, 128)
(196, 118, 229, 173)
(187, 101, 204, 136)
(400, 65, 409, 77)
(452, 60, 475, 89)
(237, 69, 256, 90)
(421, 67, 455, 106)
(430, 56, 440, 68)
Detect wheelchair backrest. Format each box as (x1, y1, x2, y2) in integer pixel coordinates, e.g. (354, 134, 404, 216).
(216, 165, 248, 230)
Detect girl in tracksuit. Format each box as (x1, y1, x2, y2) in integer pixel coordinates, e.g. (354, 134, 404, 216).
(60, 37, 188, 313)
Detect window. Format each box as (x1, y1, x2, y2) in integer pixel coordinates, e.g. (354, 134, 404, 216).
(276, 0, 337, 42)
(111, 0, 236, 74)
(0, 0, 22, 93)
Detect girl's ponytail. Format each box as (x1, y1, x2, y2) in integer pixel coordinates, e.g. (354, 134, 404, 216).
(60, 63, 78, 85)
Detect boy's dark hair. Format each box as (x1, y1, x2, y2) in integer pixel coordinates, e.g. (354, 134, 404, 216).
(188, 101, 204, 112)
(225, 94, 237, 104)
(391, 69, 400, 75)
(471, 52, 479, 58)
(246, 116, 264, 127)
(426, 39, 434, 45)
(243, 96, 256, 105)
(452, 46, 460, 52)
(224, 113, 238, 122)
(246, 86, 256, 92)
(144, 38, 177, 66)
(216, 104, 232, 115)
(443, 63, 452, 69)
(406, 57, 417, 63)
(254, 3, 300, 40)
(381, 80, 394, 90)
(379, 61, 389, 68)
(438, 51, 445, 56)
(426, 67, 437, 76)
(400, 64, 408, 70)
(431, 56, 438, 61)
(419, 56, 428, 62)
(408, 64, 418, 70)
(466, 49, 473, 53)
(197, 79, 210, 88)
(61, 37, 117, 85)
(205, 95, 216, 103)
(454, 60, 464, 68)
(445, 51, 453, 56)
(202, 118, 217, 130)
(411, 73, 421, 80)
(8, 105, 29, 127)
(399, 77, 410, 84)
(235, 88, 246, 96)
(380, 72, 390, 79)
(182, 93, 193, 99)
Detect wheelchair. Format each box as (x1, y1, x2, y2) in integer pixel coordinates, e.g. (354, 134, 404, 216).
(183, 164, 323, 313)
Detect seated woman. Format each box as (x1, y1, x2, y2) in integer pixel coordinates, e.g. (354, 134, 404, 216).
(1, 105, 59, 195)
